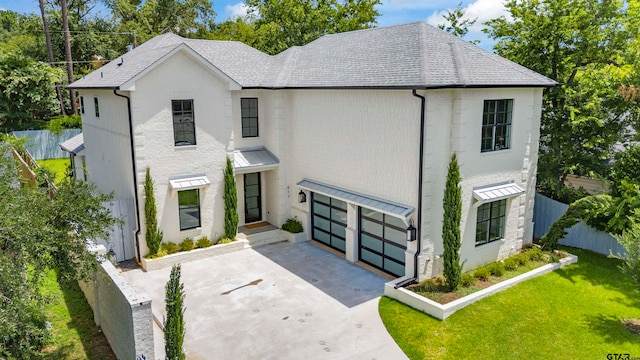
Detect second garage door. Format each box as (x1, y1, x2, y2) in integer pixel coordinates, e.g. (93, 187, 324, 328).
(312, 193, 347, 252)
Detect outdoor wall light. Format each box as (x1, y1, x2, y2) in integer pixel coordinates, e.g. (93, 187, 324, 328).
(407, 219, 417, 241)
(298, 190, 307, 203)
(106, 248, 118, 265)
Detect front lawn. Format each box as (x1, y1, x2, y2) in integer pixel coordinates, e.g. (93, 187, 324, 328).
(39, 269, 115, 359)
(380, 247, 640, 360)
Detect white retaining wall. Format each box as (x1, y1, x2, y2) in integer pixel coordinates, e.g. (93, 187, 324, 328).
(79, 259, 154, 360)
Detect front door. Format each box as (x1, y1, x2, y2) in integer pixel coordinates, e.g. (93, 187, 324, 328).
(244, 173, 261, 223)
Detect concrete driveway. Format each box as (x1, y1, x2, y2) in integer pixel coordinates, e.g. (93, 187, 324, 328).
(121, 241, 408, 360)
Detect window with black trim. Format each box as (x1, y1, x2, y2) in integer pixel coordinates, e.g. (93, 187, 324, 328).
(481, 99, 512, 152)
(172, 99, 196, 146)
(475, 199, 506, 246)
(80, 96, 85, 114)
(178, 189, 200, 230)
(241, 98, 258, 138)
(94, 97, 100, 118)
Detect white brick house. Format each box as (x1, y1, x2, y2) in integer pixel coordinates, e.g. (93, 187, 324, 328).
(69, 22, 555, 280)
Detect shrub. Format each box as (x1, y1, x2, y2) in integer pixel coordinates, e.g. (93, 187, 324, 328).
(442, 153, 462, 291)
(514, 253, 529, 266)
(526, 246, 544, 262)
(161, 242, 179, 255)
(281, 218, 303, 233)
(216, 237, 234, 245)
(180, 238, 195, 252)
(488, 262, 506, 277)
(223, 157, 238, 239)
(417, 275, 447, 292)
(460, 273, 475, 288)
(474, 266, 491, 281)
(196, 236, 212, 248)
(503, 257, 519, 271)
(164, 265, 185, 360)
(144, 168, 163, 256)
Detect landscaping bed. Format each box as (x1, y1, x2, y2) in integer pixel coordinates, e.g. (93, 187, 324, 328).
(408, 246, 568, 304)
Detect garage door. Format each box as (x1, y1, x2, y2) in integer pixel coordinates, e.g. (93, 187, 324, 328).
(359, 208, 406, 277)
(312, 193, 347, 252)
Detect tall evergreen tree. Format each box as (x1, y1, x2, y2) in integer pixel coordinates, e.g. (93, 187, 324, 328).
(164, 264, 185, 360)
(144, 167, 162, 256)
(442, 153, 462, 291)
(223, 157, 238, 239)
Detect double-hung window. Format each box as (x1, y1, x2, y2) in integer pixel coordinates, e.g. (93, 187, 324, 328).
(241, 98, 258, 138)
(475, 199, 506, 246)
(481, 99, 512, 152)
(178, 189, 200, 230)
(172, 100, 196, 146)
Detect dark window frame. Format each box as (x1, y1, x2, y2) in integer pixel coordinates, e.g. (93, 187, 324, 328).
(241, 97, 259, 138)
(172, 99, 196, 146)
(481, 99, 513, 152)
(178, 189, 201, 231)
(475, 199, 507, 246)
(80, 96, 85, 114)
(359, 208, 407, 277)
(94, 97, 100, 118)
(311, 193, 347, 253)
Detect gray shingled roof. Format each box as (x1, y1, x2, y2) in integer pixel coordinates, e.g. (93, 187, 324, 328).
(70, 22, 556, 90)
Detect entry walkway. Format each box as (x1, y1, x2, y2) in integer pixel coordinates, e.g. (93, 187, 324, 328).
(121, 241, 408, 360)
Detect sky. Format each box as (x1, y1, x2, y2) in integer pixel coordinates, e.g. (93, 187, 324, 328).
(0, 0, 511, 50)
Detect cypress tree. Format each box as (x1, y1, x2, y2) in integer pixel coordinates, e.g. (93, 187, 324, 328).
(442, 153, 462, 291)
(164, 264, 185, 360)
(144, 167, 162, 256)
(223, 157, 239, 239)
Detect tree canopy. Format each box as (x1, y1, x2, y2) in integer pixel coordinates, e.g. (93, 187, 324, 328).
(0, 142, 119, 357)
(485, 0, 639, 200)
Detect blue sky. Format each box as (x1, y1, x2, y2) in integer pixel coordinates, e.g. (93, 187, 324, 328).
(0, 0, 510, 50)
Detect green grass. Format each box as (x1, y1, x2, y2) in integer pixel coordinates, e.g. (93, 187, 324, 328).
(37, 158, 70, 184)
(39, 269, 116, 359)
(380, 247, 640, 360)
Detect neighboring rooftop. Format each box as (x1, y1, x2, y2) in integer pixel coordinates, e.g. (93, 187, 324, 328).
(70, 22, 556, 90)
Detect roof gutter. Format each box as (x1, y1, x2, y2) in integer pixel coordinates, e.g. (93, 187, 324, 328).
(395, 89, 426, 288)
(113, 89, 142, 264)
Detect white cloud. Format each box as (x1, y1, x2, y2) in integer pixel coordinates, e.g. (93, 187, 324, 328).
(224, 2, 249, 20)
(426, 0, 512, 32)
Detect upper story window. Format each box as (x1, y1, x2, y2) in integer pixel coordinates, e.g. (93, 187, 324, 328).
(481, 99, 512, 152)
(475, 199, 506, 246)
(94, 97, 100, 118)
(80, 96, 85, 114)
(241, 98, 259, 138)
(172, 99, 196, 146)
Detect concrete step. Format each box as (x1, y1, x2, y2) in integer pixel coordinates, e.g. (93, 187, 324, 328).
(241, 229, 285, 248)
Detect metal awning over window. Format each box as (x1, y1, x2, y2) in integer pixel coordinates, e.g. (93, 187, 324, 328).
(473, 182, 524, 206)
(297, 179, 414, 222)
(59, 133, 84, 156)
(232, 147, 279, 174)
(169, 175, 210, 195)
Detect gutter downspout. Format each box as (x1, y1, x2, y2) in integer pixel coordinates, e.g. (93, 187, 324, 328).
(114, 89, 142, 263)
(396, 89, 426, 288)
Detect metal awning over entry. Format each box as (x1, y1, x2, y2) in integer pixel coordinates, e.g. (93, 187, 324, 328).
(297, 179, 414, 222)
(233, 147, 279, 174)
(472, 182, 525, 206)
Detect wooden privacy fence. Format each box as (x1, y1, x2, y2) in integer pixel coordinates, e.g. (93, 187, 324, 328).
(533, 193, 626, 256)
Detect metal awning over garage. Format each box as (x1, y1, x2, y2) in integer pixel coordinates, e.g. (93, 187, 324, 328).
(59, 133, 84, 156)
(472, 182, 525, 206)
(169, 175, 210, 195)
(232, 147, 279, 174)
(297, 179, 414, 222)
